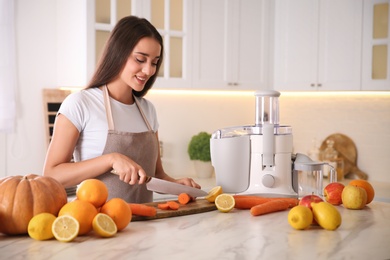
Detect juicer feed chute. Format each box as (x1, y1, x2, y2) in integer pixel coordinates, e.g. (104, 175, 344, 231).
(210, 90, 297, 197)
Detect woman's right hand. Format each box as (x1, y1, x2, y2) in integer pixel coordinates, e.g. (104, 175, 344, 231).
(110, 153, 148, 185)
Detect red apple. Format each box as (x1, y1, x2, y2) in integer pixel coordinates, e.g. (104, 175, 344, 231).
(324, 182, 345, 205)
(299, 194, 323, 225)
(299, 194, 323, 210)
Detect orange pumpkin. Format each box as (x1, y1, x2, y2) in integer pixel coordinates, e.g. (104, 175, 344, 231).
(0, 174, 67, 235)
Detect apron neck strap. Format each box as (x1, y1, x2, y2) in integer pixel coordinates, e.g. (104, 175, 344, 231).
(103, 85, 153, 131)
(133, 97, 153, 131)
(103, 85, 115, 130)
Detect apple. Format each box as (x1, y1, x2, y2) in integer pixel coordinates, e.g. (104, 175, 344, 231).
(342, 185, 367, 209)
(324, 182, 345, 205)
(299, 194, 323, 210)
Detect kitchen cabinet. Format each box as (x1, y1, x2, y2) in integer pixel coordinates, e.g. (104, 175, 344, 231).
(59, 0, 270, 90)
(362, 0, 390, 91)
(192, 0, 270, 90)
(94, 0, 192, 89)
(273, 0, 363, 91)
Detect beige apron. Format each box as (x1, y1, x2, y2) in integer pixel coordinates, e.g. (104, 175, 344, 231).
(96, 86, 158, 203)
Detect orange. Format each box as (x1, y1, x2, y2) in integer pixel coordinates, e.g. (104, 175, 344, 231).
(76, 179, 108, 208)
(58, 200, 98, 235)
(349, 179, 375, 204)
(100, 198, 132, 231)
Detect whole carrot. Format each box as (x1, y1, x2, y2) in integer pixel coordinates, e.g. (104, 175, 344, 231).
(234, 195, 299, 209)
(128, 203, 157, 217)
(250, 199, 291, 216)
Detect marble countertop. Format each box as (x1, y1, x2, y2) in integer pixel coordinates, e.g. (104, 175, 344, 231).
(1, 201, 389, 259)
(1, 178, 389, 259)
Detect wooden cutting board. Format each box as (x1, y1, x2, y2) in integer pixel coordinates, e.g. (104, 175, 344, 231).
(319, 133, 368, 179)
(131, 199, 217, 221)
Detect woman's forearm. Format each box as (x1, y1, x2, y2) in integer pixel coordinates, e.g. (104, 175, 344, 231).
(43, 153, 115, 187)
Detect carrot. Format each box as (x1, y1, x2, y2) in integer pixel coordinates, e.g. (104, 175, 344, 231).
(128, 203, 157, 217)
(233, 195, 299, 209)
(158, 203, 170, 210)
(167, 201, 180, 210)
(178, 193, 191, 205)
(250, 199, 291, 216)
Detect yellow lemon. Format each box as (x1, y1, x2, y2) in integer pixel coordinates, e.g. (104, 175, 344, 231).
(28, 213, 56, 240)
(287, 205, 313, 230)
(311, 202, 342, 230)
(215, 194, 235, 213)
(205, 186, 223, 203)
(52, 215, 80, 242)
(92, 213, 117, 238)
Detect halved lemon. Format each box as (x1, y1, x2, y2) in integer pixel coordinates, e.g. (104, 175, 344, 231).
(52, 215, 79, 242)
(92, 213, 117, 238)
(205, 186, 223, 203)
(215, 194, 235, 213)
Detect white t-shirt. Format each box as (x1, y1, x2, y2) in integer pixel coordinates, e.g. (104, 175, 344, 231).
(58, 88, 159, 162)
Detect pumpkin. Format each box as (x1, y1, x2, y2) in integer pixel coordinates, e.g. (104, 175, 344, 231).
(0, 174, 67, 235)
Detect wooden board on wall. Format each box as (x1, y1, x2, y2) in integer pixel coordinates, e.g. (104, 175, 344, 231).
(42, 89, 71, 147)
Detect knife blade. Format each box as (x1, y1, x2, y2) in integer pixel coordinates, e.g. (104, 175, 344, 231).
(145, 176, 208, 198)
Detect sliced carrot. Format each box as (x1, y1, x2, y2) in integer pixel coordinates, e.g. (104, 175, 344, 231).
(233, 195, 299, 209)
(128, 203, 157, 217)
(178, 193, 192, 205)
(167, 201, 180, 210)
(250, 199, 290, 216)
(157, 203, 170, 210)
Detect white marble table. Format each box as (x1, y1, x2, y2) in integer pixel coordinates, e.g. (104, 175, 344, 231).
(1, 200, 389, 259)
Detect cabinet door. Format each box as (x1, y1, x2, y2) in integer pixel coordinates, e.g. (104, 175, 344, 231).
(192, 0, 225, 89)
(362, 0, 390, 90)
(192, 0, 268, 90)
(229, 0, 269, 90)
(318, 0, 363, 91)
(273, 0, 319, 91)
(273, 0, 363, 91)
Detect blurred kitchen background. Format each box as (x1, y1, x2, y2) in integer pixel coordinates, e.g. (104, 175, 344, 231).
(1, 0, 389, 184)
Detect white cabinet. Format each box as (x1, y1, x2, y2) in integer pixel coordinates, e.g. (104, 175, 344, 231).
(192, 0, 270, 90)
(93, 0, 193, 89)
(362, 0, 390, 91)
(273, 0, 363, 91)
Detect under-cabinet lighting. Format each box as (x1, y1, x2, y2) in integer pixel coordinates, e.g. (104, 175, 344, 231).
(149, 89, 390, 97)
(59, 87, 390, 97)
(280, 91, 390, 97)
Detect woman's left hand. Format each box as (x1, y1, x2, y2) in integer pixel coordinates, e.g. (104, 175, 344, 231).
(173, 177, 201, 189)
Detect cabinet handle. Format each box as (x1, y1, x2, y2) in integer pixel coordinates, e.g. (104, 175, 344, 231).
(310, 83, 315, 87)
(318, 83, 322, 87)
(227, 82, 239, 86)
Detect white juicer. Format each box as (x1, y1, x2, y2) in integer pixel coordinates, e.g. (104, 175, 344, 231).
(210, 90, 299, 197)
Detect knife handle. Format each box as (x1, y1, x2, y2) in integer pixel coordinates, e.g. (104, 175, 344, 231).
(111, 169, 152, 183)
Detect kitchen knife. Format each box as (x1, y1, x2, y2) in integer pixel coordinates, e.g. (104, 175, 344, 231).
(110, 170, 207, 197)
(145, 176, 208, 198)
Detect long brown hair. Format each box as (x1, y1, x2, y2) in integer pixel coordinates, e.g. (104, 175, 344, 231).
(87, 16, 163, 97)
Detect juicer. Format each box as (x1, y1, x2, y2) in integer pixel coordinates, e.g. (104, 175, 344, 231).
(211, 90, 306, 197)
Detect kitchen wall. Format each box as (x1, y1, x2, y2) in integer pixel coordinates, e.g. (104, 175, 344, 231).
(1, 0, 389, 184)
(147, 91, 390, 183)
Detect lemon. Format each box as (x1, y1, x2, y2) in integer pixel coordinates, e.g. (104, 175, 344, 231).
(287, 205, 313, 230)
(92, 213, 117, 238)
(205, 186, 223, 203)
(311, 202, 342, 230)
(28, 213, 56, 240)
(215, 193, 235, 213)
(52, 215, 80, 242)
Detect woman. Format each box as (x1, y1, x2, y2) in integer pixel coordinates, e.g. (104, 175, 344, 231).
(43, 16, 201, 203)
